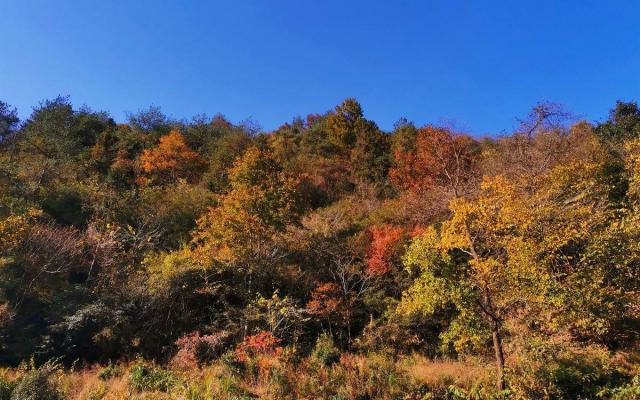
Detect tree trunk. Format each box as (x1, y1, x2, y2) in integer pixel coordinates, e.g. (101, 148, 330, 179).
(492, 323, 506, 391)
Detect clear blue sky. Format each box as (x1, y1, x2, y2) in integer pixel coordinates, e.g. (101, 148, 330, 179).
(1, 1, 639, 135)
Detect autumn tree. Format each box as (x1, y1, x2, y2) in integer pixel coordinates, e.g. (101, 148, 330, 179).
(192, 147, 301, 264)
(399, 152, 614, 390)
(391, 125, 480, 198)
(307, 282, 347, 337)
(191, 147, 303, 336)
(140, 130, 207, 184)
(366, 224, 406, 276)
(481, 102, 578, 180)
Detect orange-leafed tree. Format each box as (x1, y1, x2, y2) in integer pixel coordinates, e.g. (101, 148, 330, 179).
(140, 130, 207, 184)
(306, 282, 348, 336)
(366, 224, 406, 276)
(390, 125, 480, 198)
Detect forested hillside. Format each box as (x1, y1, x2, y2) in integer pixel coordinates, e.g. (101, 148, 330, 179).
(1, 97, 639, 399)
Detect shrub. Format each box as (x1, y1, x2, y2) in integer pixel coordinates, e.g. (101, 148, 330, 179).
(128, 362, 179, 392)
(0, 375, 16, 400)
(599, 376, 640, 400)
(11, 361, 62, 400)
(311, 333, 340, 367)
(171, 331, 228, 370)
(509, 343, 627, 399)
(97, 363, 122, 381)
(86, 384, 108, 400)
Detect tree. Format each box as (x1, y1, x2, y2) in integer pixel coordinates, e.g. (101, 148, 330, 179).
(326, 98, 364, 148)
(307, 282, 347, 337)
(398, 178, 544, 390)
(140, 130, 207, 184)
(19, 97, 111, 157)
(596, 101, 640, 143)
(481, 102, 578, 180)
(391, 125, 480, 198)
(351, 120, 390, 188)
(399, 157, 611, 390)
(366, 224, 405, 276)
(0, 101, 19, 142)
(325, 98, 391, 189)
(192, 148, 302, 266)
(191, 147, 302, 336)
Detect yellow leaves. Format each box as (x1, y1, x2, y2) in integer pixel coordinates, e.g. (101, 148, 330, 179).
(0, 208, 42, 255)
(468, 258, 501, 283)
(399, 157, 610, 337)
(144, 248, 199, 290)
(441, 175, 526, 258)
(402, 226, 441, 271)
(396, 271, 446, 316)
(228, 147, 280, 189)
(625, 138, 640, 202)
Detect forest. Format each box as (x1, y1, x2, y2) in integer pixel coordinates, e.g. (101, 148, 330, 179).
(0, 97, 639, 399)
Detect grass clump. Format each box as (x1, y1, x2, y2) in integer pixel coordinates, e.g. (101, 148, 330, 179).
(128, 362, 179, 392)
(11, 361, 62, 400)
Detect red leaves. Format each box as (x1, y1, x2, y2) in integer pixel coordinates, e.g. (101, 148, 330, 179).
(171, 331, 225, 369)
(390, 125, 479, 196)
(366, 224, 405, 276)
(235, 331, 283, 361)
(307, 282, 344, 318)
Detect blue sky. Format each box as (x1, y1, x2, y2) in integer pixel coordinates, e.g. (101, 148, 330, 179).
(1, 1, 638, 135)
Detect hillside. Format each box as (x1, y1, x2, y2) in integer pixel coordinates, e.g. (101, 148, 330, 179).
(1, 98, 639, 399)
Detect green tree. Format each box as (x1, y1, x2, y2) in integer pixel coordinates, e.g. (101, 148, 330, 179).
(0, 101, 19, 142)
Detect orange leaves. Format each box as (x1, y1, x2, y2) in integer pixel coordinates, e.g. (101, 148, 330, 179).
(235, 331, 283, 362)
(306, 282, 345, 319)
(234, 331, 284, 378)
(140, 130, 207, 183)
(171, 331, 225, 370)
(366, 224, 405, 276)
(390, 125, 479, 197)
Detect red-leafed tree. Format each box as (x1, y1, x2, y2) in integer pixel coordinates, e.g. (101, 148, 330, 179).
(390, 125, 480, 197)
(366, 224, 405, 276)
(307, 282, 349, 340)
(306, 282, 345, 320)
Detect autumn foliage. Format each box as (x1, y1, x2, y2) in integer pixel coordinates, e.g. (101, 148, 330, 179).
(391, 125, 479, 196)
(366, 224, 405, 276)
(1, 97, 640, 397)
(140, 130, 207, 183)
(306, 282, 345, 319)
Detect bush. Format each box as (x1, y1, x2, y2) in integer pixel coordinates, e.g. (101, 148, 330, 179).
(509, 343, 627, 399)
(97, 363, 122, 381)
(11, 361, 62, 400)
(311, 333, 340, 367)
(128, 362, 179, 392)
(599, 376, 640, 400)
(171, 331, 228, 370)
(0, 375, 16, 400)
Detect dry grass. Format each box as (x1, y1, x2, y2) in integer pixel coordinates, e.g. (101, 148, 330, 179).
(0, 355, 500, 399)
(58, 366, 130, 400)
(402, 355, 493, 389)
